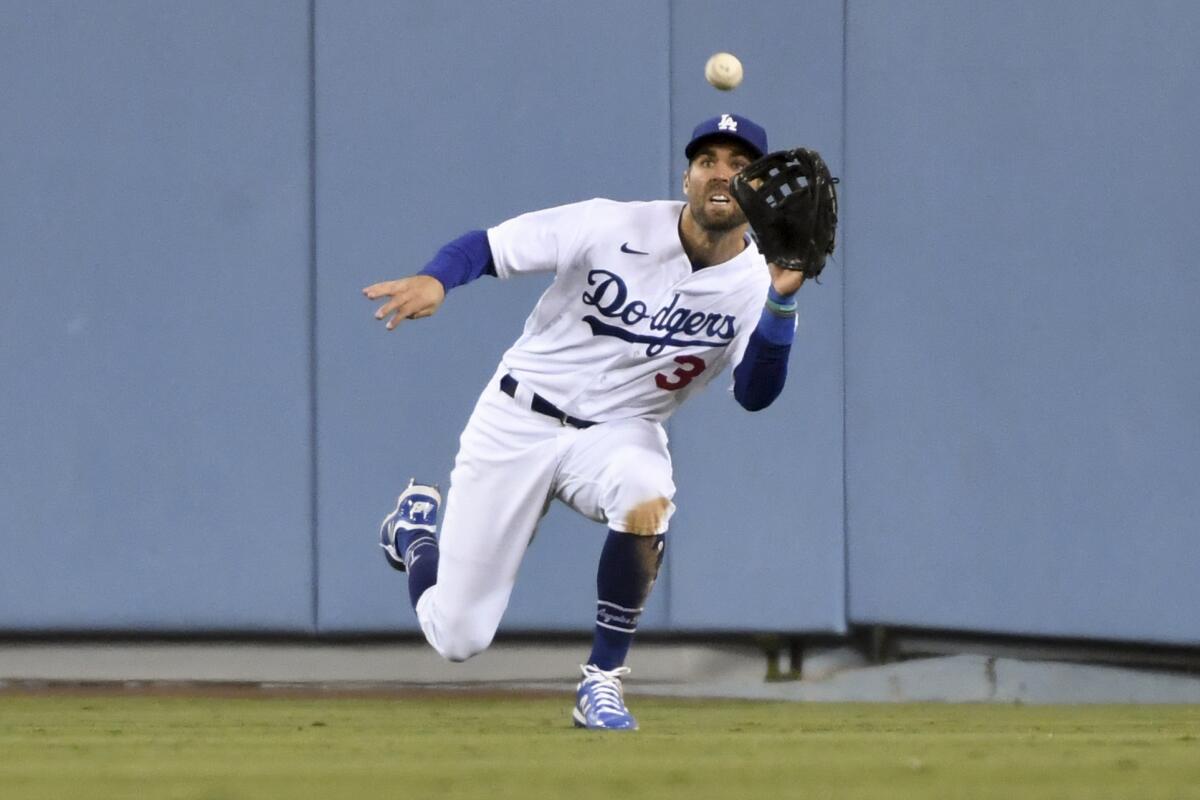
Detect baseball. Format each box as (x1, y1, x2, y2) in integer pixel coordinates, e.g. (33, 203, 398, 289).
(705, 52, 743, 91)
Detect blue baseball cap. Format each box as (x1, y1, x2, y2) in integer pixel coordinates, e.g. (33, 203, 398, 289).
(684, 113, 768, 161)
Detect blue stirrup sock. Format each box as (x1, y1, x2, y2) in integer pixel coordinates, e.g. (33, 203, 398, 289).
(403, 533, 440, 609)
(588, 529, 666, 671)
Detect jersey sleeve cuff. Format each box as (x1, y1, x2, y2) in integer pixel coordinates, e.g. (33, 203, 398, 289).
(418, 229, 495, 291)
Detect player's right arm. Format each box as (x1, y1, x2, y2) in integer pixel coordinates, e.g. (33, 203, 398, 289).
(364, 200, 593, 330)
(363, 229, 494, 330)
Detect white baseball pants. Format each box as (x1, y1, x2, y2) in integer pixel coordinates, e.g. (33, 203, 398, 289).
(415, 368, 676, 662)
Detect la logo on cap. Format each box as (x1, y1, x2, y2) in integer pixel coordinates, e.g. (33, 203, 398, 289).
(718, 114, 738, 132)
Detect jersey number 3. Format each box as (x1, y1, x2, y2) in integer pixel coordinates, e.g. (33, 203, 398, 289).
(655, 355, 707, 391)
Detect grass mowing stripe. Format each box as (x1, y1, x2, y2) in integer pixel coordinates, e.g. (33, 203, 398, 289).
(0, 695, 1197, 800)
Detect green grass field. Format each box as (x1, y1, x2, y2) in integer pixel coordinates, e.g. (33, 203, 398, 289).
(1, 691, 1197, 800)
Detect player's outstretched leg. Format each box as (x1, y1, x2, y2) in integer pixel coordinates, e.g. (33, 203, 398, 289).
(379, 479, 442, 608)
(573, 664, 637, 731)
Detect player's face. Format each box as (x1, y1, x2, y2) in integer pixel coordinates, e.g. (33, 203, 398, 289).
(683, 142, 754, 232)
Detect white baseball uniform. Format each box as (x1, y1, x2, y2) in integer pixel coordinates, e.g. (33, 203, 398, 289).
(414, 198, 774, 661)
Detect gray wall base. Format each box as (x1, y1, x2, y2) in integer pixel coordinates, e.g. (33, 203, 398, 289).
(3, 644, 1199, 704)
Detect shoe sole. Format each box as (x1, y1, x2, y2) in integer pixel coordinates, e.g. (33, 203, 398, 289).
(571, 707, 638, 731)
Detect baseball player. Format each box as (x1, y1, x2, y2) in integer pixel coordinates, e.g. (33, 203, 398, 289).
(365, 114, 806, 730)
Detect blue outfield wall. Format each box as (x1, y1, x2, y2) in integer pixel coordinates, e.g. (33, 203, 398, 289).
(1, 0, 1197, 645)
(0, 1, 314, 631)
(843, 0, 1200, 645)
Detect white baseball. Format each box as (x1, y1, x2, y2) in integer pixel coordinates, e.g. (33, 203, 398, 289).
(705, 52, 743, 91)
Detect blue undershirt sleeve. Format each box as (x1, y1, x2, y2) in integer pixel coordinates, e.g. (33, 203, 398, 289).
(417, 229, 497, 291)
(733, 287, 798, 412)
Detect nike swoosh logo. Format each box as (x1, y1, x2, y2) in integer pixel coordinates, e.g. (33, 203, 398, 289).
(620, 242, 649, 255)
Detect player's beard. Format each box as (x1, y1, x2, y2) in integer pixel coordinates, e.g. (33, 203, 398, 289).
(687, 198, 746, 233)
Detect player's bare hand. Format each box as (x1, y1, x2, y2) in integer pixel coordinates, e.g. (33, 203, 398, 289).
(363, 275, 446, 330)
(768, 262, 806, 296)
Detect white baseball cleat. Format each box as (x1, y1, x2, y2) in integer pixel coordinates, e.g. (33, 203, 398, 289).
(379, 479, 441, 573)
(572, 664, 638, 731)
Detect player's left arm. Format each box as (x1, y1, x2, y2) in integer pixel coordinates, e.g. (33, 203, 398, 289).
(732, 263, 805, 411)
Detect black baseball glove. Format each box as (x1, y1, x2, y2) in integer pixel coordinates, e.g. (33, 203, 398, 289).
(730, 147, 839, 277)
